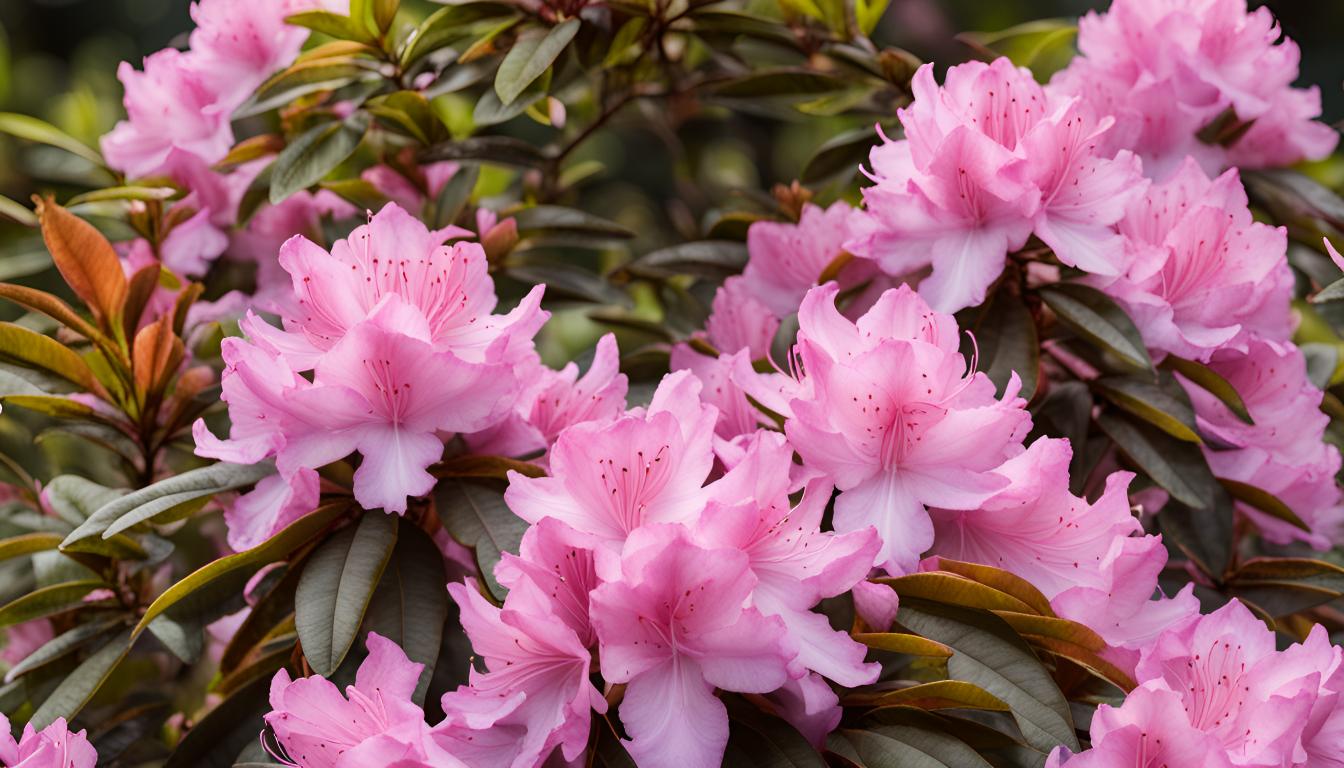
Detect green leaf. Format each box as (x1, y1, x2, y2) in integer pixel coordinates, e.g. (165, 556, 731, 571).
(961, 289, 1038, 401)
(879, 573, 1037, 614)
(43, 475, 124, 524)
(1220, 479, 1310, 533)
(319, 178, 386, 211)
(0, 321, 98, 390)
(0, 194, 36, 227)
(285, 10, 377, 43)
(295, 512, 398, 676)
(1227, 558, 1344, 616)
(3, 615, 127, 682)
(802, 126, 885, 184)
(241, 60, 369, 118)
(896, 599, 1078, 754)
(1091, 374, 1201, 443)
(1160, 355, 1253, 424)
(852, 632, 953, 658)
(926, 559, 1055, 617)
(373, 0, 398, 33)
(367, 90, 442, 145)
(0, 112, 105, 167)
(436, 478, 526, 600)
(506, 263, 626, 305)
(134, 503, 350, 639)
(1038, 283, 1152, 371)
(400, 4, 519, 66)
(65, 186, 178, 206)
(1312, 276, 1344, 304)
(708, 69, 848, 99)
(1157, 481, 1234, 579)
(855, 0, 890, 35)
(1096, 411, 1215, 509)
(433, 163, 479, 229)
(843, 681, 1008, 712)
(828, 722, 995, 767)
(270, 112, 372, 204)
(724, 697, 825, 767)
(0, 532, 63, 563)
(29, 628, 133, 729)
(494, 19, 580, 106)
(0, 579, 110, 627)
(957, 19, 1078, 80)
(627, 241, 749, 280)
(513, 205, 634, 240)
(164, 672, 272, 768)
(363, 521, 448, 705)
(420, 135, 548, 168)
(0, 284, 106, 345)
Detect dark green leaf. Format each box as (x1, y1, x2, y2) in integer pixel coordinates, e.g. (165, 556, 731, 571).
(1096, 411, 1215, 509)
(240, 60, 369, 118)
(435, 478, 526, 600)
(1312, 276, 1344, 304)
(957, 20, 1078, 80)
(495, 19, 580, 106)
(627, 241, 749, 280)
(962, 290, 1038, 401)
(364, 521, 449, 705)
(295, 512, 398, 676)
(270, 112, 372, 204)
(802, 126, 886, 184)
(400, 4, 519, 66)
(708, 69, 847, 98)
(896, 599, 1078, 753)
(29, 628, 133, 729)
(3, 615, 126, 681)
(285, 10, 377, 43)
(1158, 481, 1234, 579)
(506, 263, 626, 305)
(1227, 557, 1344, 617)
(164, 672, 272, 768)
(0, 579, 109, 627)
(513, 205, 634, 239)
(828, 721, 994, 767)
(723, 697, 825, 767)
(419, 136, 548, 168)
(0, 112, 105, 168)
(1091, 375, 1200, 443)
(1160, 355, 1252, 424)
(433, 163, 479, 229)
(1038, 284, 1151, 371)
(1220, 479, 1310, 533)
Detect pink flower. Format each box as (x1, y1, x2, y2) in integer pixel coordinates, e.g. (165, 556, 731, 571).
(742, 202, 876, 317)
(1134, 600, 1340, 765)
(0, 714, 97, 768)
(1046, 687, 1235, 768)
(1179, 339, 1343, 548)
(1049, 0, 1338, 177)
(265, 203, 545, 369)
(846, 58, 1145, 311)
(229, 189, 356, 312)
(669, 346, 772, 450)
(221, 469, 319, 552)
(589, 525, 795, 768)
(1, 619, 54, 671)
(695, 432, 879, 690)
(704, 276, 779, 360)
(503, 370, 717, 551)
(361, 162, 466, 219)
(437, 580, 605, 767)
(761, 674, 843, 749)
(194, 337, 311, 468)
(101, 48, 234, 177)
(265, 632, 457, 768)
(468, 334, 628, 461)
(783, 283, 1031, 574)
(494, 517, 600, 647)
(1095, 159, 1293, 362)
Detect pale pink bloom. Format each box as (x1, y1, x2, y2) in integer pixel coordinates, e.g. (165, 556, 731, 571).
(704, 276, 779, 360)
(1049, 0, 1338, 177)
(229, 189, 356, 312)
(851, 580, 900, 632)
(1, 619, 54, 673)
(266, 632, 458, 768)
(761, 673, 843, 749)
(188, 0, 347, 112)
(160, 206, 230, 278)
(265, 203, 546, 369)
(102, 48, 234, 177)
(1179, 339, 1343, 548)
(1045, 686, 1235, 768)
(1136, 600, 1340, 765)
(494, 517, 600, 647)
(195, 337, 311, 467)
(503, 371, 717, 551)
(0, 714, 97, 768)
(589, 525, 794, 768)
(784, 283, 1031, 574)
(221, 469, 319, 552)
(695, 432, 879, 689)
(847, 59, 1143, 311)
(276, 298, 516, 514)
(438, 580, 605, 767)
(669, 346, 771, 449)
(1096, 159, 1293, 362)
(742, 202, 876, 317)
(467, 334, 628, 461)
(361, 162, 464, 218)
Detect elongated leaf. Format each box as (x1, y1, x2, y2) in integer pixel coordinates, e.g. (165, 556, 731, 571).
(363, 522, 448, 704)
(419, 135, 548, 167)
(295, 512, 398, 676)
(829, 722, 994, 768)
(802, 125, 888, 184)
(1096, 411, 1215, 509)
(0, 194, 37, 226)
(1159, 480, 1235, 579)
(963, 289, 1038, 401)
(495, 19, 579, 105)
(1091, 375, 1200, 443)
(164, 672, 272, 768)
(852, 632, 952, 658)
(628, 241, 749, 280)
(926, 559, 1055, 617)
(0, 322, 97, 390)
(270, 112, 371, 204)
(0, 112, 104, 167)
(64, 461, 274, 545)
(724, 697, 825, 767)
(43, 475, 124, 525)
(1026, 634, 1136, 692)
(709, 69, 847, 98)
(0, 283, 105, 344)
(65, 186, 177, 206)
(1220, 479, 1310, 533)
(513, 205, 634, 239)
(1312, 276, 1344, 304)
(134, 503, 350, 638)
(957, 19, 1078, 80)
(34, 199, 127, 328)
(1160, 355, 1252, 424)
(880, 573, 1036, 614)
(285, 10, 376, 42)
(29, 628, 133, 729)
(433, 163, 478, 229)
(0, 532, 63, 563)
(436, 478, 526, 600)
(1039, 283, 1151, 371)
(896, 599, 1078, 753)
(400, 3, 519, 65)
(845, 681, 1008, 712)
(0, 579, 109, 627)
(4, 615, 127, 682)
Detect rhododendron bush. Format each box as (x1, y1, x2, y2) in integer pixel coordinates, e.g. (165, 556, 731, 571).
(0, 0, 1343, 764)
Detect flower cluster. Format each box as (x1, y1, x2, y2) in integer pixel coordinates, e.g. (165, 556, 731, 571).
(0, 714, 96, 768)
(1050, 0, 1339, 178)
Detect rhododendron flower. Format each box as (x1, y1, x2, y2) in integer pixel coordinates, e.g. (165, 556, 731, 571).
(1046, 687, 1235, 768)
(669, 346, 772, 451)
(263, 203, 545, 368)
(438, 580, 604, 767)
(1179, 339, 1344, 548)
(362, 162, 464, 217)
(222, 469, 320, 552)
(742, 201, 876, 317)
(266, 632, 457, 768)
(1094, 158, 1293, 362)
(504, 370, 717, 551)
(1134, 599, 1341, 765)
(1, 619, 53, 673)
(704, 276, 779, 360)
(762, 673, 843, 749)
(494, 517, 600, 647)
(847, 58, 1146, 312)
(784, 283, 1031, 574)
(0, 714, 96, 768)
(589, 525, 795, 768)
(229, 189, 356, 311)
(468, 333, 628, 461)
(1049, 0, 1338, 177)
